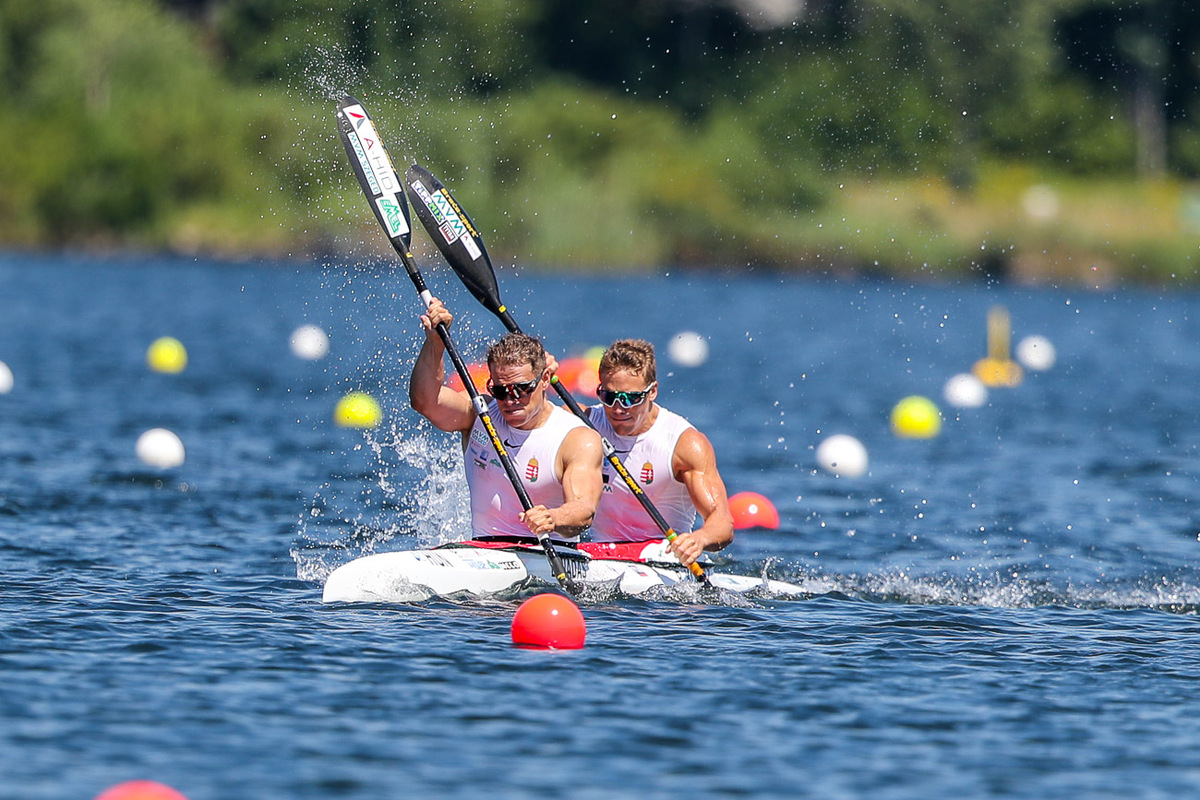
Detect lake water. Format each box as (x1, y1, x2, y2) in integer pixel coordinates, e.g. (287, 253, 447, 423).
(3, 251, 1200, 799)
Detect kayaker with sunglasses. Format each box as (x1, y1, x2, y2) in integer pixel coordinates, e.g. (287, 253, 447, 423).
(410, 298, 603, 542)
(584, 339, 734, 567)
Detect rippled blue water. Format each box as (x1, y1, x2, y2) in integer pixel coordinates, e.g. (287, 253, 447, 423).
(3, 251, 1200, 799)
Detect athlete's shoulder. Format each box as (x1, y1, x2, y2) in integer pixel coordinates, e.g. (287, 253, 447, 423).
(651, 404, 695, 437)
(549, 402, 589, 430)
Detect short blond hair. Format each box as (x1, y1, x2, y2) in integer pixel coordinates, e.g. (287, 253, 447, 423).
(598, 339, 656, 384)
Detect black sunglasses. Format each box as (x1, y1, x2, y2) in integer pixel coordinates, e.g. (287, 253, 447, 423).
(488, 378, 540, 401)
(596, 383, 656, 408)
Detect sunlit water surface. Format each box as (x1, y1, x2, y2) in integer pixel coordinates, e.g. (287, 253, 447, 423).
(2, 252, 1200, 799)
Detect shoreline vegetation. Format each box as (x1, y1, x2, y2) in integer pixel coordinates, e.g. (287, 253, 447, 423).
(3, 0, 1198, 287)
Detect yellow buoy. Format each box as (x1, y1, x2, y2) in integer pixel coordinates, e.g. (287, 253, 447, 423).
(147, 336, 188, 374)
(972, 306, 1023, 388)
(891, 395, 942, 439)
(334, 391, 382, 428)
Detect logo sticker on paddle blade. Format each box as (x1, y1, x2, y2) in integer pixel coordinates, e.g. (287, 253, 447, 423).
(342, 127, 380, 197)
(408, 179, 483, 260)
(375, 194, 410, 238)
(341, 105, 400, 197)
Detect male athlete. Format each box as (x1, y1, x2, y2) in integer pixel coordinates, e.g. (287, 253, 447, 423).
(586, 339, 734, 566)
(409, 298, 603, 540)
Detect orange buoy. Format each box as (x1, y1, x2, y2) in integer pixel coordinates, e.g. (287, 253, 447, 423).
(972, 357, 1023, 388)
(554, 354, 601, 397)
(511, 593, 586, 649)
(971, 305, 1023, 388)
(728, 491, 780, 530)
(445, 361, 490, 394)
(94, 780, 188, 800)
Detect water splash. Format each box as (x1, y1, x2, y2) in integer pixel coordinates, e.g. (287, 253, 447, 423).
(306, 46, 367, 103)
(763, 564, 1200, 613)
(292, 422, 469, 582)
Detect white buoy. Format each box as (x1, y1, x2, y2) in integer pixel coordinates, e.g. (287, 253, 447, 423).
(816, 434, 869, 478)
(1022, 184, 1060, 221)
(667, 331, 709, 367)
(1016, 335, 1056, 371)
(943, 373, 988, 408)
(0, 360, 12, 394)
(136, 428, 186, 469)
(290, 324, 330, 360)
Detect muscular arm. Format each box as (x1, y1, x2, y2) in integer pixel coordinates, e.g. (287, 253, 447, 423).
(408, 300, 475, 434)
(670, 428, 735, 564)
(523, 426, 603, 536)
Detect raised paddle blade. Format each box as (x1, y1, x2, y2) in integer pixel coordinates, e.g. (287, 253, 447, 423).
(335, 96, 412, 253)
(404, 163, 503, 316)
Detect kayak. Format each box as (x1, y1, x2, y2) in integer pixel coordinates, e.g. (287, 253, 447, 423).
(321, 537, 808, 603)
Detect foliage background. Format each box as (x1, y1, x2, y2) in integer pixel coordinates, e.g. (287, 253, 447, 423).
(2, 0, 1198, 283)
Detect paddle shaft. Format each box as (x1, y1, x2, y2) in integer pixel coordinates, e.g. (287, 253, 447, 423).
(334, 98, 575, 594)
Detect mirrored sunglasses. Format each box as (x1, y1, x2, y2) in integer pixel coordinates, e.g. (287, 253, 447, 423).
(488, 378, 540, 401)
(596, 383, 655, 408)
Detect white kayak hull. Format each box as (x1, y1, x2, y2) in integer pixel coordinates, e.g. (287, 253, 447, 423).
(321, 542, 807, 604)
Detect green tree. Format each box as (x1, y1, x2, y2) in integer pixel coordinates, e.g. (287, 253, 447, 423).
(208, 0, 540, 97)
(0, 0, 325, 250)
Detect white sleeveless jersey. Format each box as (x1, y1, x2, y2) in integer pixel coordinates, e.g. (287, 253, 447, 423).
(587, 404, 697, 542)
(464, 400, 588, 540)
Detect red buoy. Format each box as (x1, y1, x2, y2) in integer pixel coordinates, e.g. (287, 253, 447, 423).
(511, 593, 586, 649)
(728, 491, 780, 530)
(94, 781, 188, 800)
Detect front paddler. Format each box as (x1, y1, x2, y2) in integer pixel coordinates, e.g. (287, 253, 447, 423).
(410, 297, 603, 541)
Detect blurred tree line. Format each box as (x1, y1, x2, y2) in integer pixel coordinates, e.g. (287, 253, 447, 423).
(3, 0, 1198, 281)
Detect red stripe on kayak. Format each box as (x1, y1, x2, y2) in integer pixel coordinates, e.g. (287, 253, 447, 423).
(446, 538, 668, 563)
(579, 541, 667, 561)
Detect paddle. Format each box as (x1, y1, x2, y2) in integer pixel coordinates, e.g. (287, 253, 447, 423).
(404, 163, 709, 584)
(333, 96, 576, 594)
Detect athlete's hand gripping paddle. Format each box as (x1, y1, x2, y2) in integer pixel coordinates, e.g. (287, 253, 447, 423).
(403, 163, 709, 584)
(333, 96, 576, 594)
